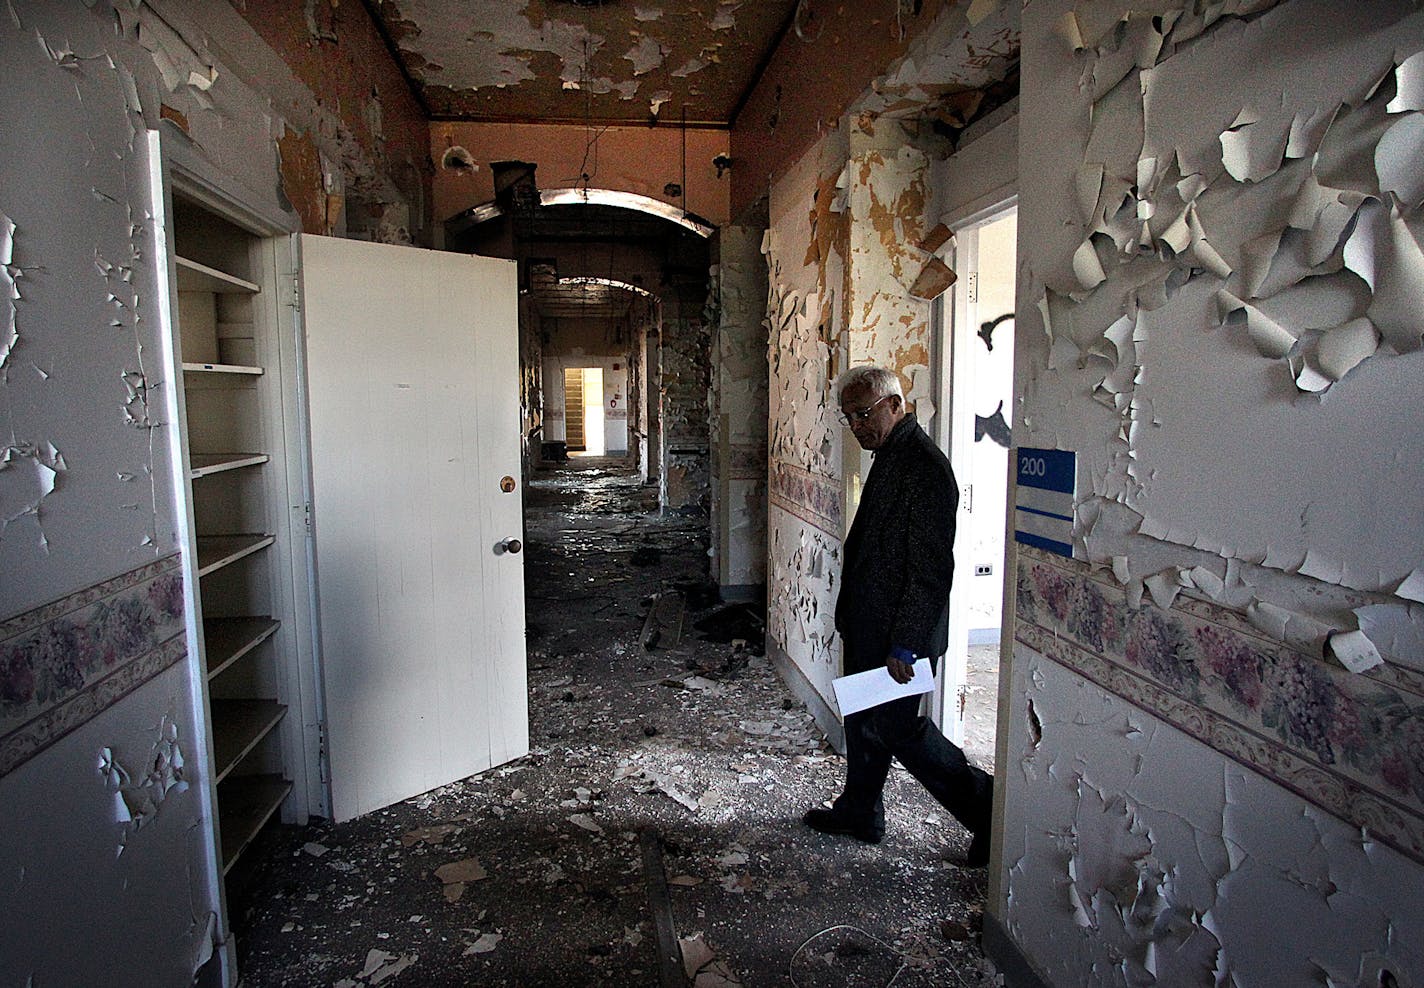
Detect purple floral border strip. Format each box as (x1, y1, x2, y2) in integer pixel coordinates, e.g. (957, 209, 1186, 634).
(1015, 548, 1424, 865)
(1, 556, 187, 778)
(769, 459, 841, 536)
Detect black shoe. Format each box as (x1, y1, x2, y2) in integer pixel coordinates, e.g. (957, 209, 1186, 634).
(965, 831, 990, 868)
(802, 807, 883, 844)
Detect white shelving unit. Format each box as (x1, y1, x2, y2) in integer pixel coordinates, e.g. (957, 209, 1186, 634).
(169, 193, 310, 890)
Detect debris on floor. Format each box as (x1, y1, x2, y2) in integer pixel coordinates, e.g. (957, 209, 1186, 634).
(228, 458, 997, 986)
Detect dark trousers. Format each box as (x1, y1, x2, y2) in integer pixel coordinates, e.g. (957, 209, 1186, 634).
(833, 691, 993, 838)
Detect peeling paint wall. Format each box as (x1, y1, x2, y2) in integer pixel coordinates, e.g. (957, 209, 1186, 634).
(0, 4, 217, 980)
(1001, 0, 1424, 983)
(844, 134, 938, 414)
(659, 284, 712, 514)
(729, 0, 1021, 222)
(1004, 644, 1424, 987)
(728, 0, 957, 221)
(764, 117, 952, 724)
(710, 223, 768, 592)
(1, 2, 429, 982)
(235, 0, 432, 244)
(762, 130, 852, 722)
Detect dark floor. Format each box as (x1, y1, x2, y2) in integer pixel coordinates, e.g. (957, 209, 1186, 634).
(231, 458, 997, 987)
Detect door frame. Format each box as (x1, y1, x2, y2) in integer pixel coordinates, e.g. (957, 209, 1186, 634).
(930, 196, 1018, 744)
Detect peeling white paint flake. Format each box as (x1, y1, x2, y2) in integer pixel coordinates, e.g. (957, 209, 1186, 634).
(711, 3, 741, 32)
(623, 34, 667, 76)
(1342, 198, 1424, 354)
(122, 369, 156, 428)
(97, 713, 189, 853)
(670, 57, 709, 79)
(1326, 629, 1383, 674)
(0, 443, 63, 537)
(1, 209, 18, 374)
(1387, 49, 1424, 113)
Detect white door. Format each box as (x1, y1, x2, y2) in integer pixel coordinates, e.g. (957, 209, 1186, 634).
(299, 234, 528, 822)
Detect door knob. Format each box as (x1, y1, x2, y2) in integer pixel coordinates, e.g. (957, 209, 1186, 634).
(500, 538, 522, 554)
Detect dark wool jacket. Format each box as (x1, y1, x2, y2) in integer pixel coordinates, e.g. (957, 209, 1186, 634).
(834, 413, 958, 674)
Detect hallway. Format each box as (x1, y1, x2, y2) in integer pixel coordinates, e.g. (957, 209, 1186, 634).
(229, 460, 995, 986)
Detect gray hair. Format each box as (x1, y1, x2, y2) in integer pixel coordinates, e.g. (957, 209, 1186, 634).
(835, 364, 902, 403)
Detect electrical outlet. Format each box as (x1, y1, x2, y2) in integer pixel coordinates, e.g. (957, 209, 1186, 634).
(975, 564, 993, 576)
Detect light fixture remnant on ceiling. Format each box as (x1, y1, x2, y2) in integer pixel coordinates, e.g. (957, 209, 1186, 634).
(538, 188, 715, 238)
(560, 276, 656, 299)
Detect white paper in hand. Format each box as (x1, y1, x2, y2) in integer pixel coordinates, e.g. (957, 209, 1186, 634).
(832, 658, 934, 718)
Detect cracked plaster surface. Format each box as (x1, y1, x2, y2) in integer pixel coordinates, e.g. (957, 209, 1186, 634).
(1005, 648, 1423, 987)
(1014, 0, 1424, 668)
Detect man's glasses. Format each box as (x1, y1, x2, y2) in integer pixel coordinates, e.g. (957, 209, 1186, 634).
(840, 394, 891, 427)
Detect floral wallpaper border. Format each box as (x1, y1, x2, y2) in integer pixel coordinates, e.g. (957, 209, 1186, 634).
(1, 556, 187, 779)
(769, 459, 842, 536)
(1015, 548, 1424, 866)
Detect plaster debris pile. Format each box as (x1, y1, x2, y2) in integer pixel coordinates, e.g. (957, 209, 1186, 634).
(229, 458, 996, 986)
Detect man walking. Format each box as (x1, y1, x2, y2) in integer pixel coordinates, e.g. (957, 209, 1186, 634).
(803, 364, 994, 866)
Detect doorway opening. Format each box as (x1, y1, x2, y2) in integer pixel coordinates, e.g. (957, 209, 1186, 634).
(564, 366, 606, 456)
(937, 204, 1016, 772)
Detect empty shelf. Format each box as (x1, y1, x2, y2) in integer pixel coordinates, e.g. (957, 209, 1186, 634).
(219, 774, 292, 874)
(183, 361, 264, 375)
(203, 617, 280, 680)
(190, 452, 270, 479)
(211, 699, 287, 783)
(176, 255, 260, 294)
(196, 534, 274, 577)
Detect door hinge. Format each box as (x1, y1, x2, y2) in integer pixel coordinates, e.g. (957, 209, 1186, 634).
(293, 501, 313, 538)
(957, 684, 969, 719)
(966, 271, 979, 303)
(962, 483, 973, 512)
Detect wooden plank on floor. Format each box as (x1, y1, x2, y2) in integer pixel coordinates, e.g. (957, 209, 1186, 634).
(641, 591, 685, 650)
(639, 829, 685, 987)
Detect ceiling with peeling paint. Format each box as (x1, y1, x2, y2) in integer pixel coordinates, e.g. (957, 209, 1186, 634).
(369, 0, 801, 124)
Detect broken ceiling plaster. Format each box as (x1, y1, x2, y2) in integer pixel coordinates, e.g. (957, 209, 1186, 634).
(393, 1, 607, 92)
(623, 33, 667, 76)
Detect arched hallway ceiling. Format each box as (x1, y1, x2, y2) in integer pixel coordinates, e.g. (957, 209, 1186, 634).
(461, 200, 708, 320)
(367, 0, 800, 124)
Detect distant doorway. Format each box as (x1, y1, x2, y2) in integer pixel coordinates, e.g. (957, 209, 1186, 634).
(564, 366, 606, 456)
